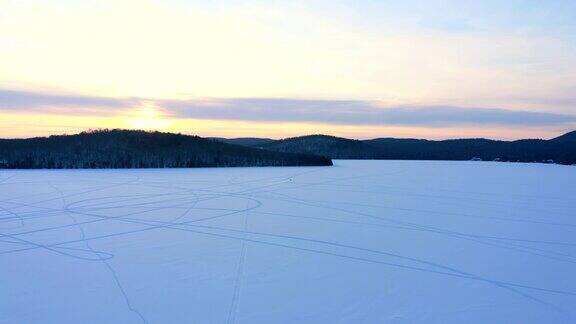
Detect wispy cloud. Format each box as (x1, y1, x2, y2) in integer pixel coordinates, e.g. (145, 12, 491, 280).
(163, 98, 576, 127)
(0, 89, 134, 110)
(2, 89, 575, 128)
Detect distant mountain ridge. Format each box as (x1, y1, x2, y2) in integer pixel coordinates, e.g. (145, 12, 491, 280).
(2, 130, 573, 169)
(208, 137, 275, 147)
(214, 131, 576, 165)
(0, 130, 332, 169)
(551, 130, 576, 142)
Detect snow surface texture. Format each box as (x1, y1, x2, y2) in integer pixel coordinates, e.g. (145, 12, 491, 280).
(1, 160, 575, 324)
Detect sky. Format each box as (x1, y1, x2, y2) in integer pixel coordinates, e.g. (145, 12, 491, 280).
(1, 0, 575, 139)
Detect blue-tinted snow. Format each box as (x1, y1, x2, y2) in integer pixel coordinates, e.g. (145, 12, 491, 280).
(1, 160, 575, 323)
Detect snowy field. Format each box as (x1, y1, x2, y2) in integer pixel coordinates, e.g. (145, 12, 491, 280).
(1, 160, 576, 324)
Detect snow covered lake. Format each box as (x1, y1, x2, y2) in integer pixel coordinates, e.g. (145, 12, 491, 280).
(1, 160, 576, 324)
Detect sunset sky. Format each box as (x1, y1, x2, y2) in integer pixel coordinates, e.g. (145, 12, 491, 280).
(1, 0, 575, 139)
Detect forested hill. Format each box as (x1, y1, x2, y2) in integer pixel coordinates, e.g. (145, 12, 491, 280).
(0, 130, 332, 169)
(215, 131, 576, 165)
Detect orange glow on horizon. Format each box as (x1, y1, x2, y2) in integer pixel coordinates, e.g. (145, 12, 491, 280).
(0, 110, 567, 141)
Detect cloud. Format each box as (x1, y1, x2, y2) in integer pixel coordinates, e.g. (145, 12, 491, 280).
(2, 88, 575, 128)
(0, 89, 134, 110)
(163, 98, 576, 127)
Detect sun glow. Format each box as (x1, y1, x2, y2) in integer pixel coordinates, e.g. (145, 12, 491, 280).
(128, 101, 172, 130)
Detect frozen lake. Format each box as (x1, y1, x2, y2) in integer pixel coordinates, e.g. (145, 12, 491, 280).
(1, 160, 576, 323)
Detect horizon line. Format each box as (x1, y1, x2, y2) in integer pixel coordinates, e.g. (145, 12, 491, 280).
(1, 128, 572, 142)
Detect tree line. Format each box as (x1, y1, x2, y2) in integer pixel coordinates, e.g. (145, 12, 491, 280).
(0, 129, 333, 169)
(233, 131, 576, 165)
